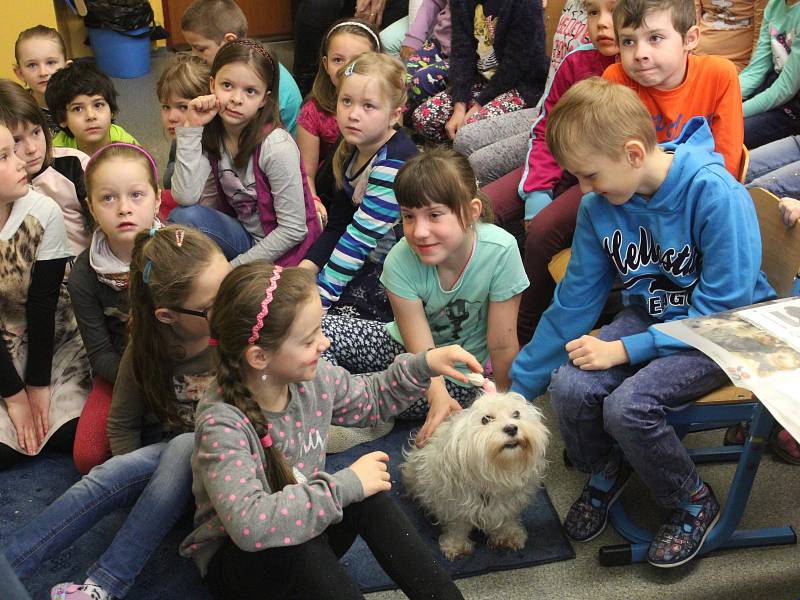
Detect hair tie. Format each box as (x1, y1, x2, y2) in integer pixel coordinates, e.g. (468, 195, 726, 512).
(142, 260, 154, 284)
(260, 432, 273, 448)
(86, 143, 159, 184)
(248, 266, 283, 345)
(149, 226, 158, 237)
(326, 21, 381, 49)
(207, 337, 219, 346)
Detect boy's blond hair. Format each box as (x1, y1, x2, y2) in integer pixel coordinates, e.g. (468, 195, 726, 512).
(613, 0, 696, 38)
(546, 77, 657, 166)
(156, 54, 210, 103)
(181, 0, 247, 41)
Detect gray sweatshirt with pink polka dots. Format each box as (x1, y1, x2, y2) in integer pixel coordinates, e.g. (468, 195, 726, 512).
(180, 351, 433, 575)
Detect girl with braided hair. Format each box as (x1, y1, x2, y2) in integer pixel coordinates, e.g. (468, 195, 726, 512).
(4, 224, 231, 600)
(182, 260, 471, 599)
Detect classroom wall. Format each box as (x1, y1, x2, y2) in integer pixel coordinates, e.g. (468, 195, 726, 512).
(1, 0, 166, 81)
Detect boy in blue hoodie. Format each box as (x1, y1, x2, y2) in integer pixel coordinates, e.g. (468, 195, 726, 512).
(510, 78, 775, 568)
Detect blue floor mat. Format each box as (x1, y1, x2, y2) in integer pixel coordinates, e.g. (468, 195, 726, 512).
(0, 422, 573, 598)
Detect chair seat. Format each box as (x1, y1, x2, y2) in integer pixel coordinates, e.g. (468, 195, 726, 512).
(694, 384, 754, 405)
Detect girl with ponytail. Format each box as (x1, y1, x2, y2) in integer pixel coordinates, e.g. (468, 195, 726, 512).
(6, 225, 231, 600)
(182, 260, 473, 599)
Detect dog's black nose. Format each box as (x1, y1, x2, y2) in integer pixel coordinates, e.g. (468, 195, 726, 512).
(503, 424, 518, 437)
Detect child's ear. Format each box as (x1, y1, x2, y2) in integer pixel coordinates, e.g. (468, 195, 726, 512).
(208, 75, 215, 94)
(684, 25, 700, 51)
(12, 65, 23, 82)
(467, 197, 483, 223)
(623, 140, 646, 168)
(243, 345, 270, 371)
(390, 105, 403, 127)
(223, 33, 238, 43)
(154, 307, 176, 325)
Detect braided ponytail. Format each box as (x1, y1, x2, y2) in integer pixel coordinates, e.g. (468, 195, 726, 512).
(210, 261, 317, 491)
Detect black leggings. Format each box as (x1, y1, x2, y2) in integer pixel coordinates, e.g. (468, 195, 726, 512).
(0, 417, 78, 471)
(205, 491, 463, 600)
(292, 0, 408, 96)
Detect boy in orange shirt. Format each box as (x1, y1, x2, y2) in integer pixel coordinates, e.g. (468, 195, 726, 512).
(604, 0, 743, 177)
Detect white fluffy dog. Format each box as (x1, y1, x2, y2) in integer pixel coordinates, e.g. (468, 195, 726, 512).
(401, 392, 549, 560)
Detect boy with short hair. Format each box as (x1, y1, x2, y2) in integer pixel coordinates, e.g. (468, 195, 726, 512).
(605, 0, 743, 176)
(45, 60, 138, 156)
(180, 0, 302, 135)
(510, 78, 774, 567)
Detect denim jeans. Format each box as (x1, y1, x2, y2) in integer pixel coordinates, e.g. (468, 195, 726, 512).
(746, 135, 800, 199)
(168, 205, 253, 261)
(548, 307, 728, 507)
(5, 433, 194, 598)
(744, 108, 800, 150)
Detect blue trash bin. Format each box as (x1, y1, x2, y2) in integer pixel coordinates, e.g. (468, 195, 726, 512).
(87, 26, 151, 78)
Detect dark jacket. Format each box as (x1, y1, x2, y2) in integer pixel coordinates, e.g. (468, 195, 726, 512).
(449, 0, 548, 107)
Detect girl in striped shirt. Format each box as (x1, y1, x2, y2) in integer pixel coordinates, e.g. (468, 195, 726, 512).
(299, 52, 418, 322)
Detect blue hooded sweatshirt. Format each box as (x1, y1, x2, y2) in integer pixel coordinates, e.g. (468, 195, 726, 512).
(510, 117, 776, 401)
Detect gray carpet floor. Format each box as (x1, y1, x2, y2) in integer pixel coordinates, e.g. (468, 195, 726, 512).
(111, 48, 800, 600)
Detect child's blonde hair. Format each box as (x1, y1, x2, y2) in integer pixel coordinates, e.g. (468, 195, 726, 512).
(85, 143, 158, 208)
(331, 52, 406, 189)
(311, 18, 382, 113)
(14, 25, 68, 65)
(180, 0, 247, 41)
(129, 225, 223, 429)
(156, 53, 210, 104)
(546, 77, 657, 166)
(395, 147, 493, 229)
(210, 262, 318, 491)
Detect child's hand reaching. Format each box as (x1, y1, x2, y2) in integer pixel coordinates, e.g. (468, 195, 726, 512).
(187, 94, 222, 127)
(350, 451, 391, 496)
(417, 386, 461, 448)
(779, 197, 800, 228)
(425, 344, 483, 382)
(566, 336, 629, 370)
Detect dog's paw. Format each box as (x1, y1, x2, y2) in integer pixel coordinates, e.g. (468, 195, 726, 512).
(439, 533, 475, 560)
(488, 522, 528, 552)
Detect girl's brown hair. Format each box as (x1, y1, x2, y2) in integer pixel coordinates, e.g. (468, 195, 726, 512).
(331, 52, 406, 189)
(128, 225, 223, 428)
(156, 53, 210, 105)
(14, 25, 68, 65)
(0, 79, 54, 168)
(210, 262, 317, 491)
(394, 146, 494, 228)
(311, 18, 381, 113)
(203, 39, 281, 170)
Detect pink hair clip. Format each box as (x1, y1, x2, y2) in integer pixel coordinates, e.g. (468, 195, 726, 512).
(248, 266, 283, 345)
(260, 432, 273, 448)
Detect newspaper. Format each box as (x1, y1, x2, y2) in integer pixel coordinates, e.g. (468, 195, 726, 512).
(655, 298, 800, 441)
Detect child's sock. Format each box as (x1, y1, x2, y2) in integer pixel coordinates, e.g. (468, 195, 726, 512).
(589, 470, 617, 493)
(677, 480, 709, 515)
(83, 579, 112, 600)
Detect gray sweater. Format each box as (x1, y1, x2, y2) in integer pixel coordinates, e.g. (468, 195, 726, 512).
(171, 126, 308, 267)
(180, 352, 433, 575)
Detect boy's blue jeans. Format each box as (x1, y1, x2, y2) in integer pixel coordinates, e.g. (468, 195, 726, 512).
(746, 135, 800, 199)
(548, 307, 728, 508)
(4, 433, 194, 598)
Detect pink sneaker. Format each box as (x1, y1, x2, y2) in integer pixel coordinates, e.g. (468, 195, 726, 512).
(50, 582, 108, 600)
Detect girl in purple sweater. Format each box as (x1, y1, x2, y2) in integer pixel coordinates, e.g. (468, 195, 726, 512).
(181, 262, 476, 599)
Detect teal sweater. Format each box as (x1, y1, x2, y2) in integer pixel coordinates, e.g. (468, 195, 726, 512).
(739, 0, 800, 118)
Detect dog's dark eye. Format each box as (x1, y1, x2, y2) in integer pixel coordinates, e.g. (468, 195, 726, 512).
(481, 415, 494, 425)
(511, 410, 520, 419)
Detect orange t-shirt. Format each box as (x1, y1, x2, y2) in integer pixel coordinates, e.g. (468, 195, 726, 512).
(603, 54, 743, 178)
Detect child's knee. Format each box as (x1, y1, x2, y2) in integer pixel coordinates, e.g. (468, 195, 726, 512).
(602, 391, 656, 441)
(548, 363, 600, 416)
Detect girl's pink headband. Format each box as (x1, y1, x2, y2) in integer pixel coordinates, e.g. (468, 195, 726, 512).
(85, 143, 159, 183)
(248, 266, 283, 345)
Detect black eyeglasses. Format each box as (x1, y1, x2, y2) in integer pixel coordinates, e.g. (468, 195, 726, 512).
(171, 306, 209, 319)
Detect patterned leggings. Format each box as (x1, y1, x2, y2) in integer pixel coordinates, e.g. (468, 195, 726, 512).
(321, 315, 479, 419)
(412, 86, 527, 144)
(406, 38, 449, 110)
